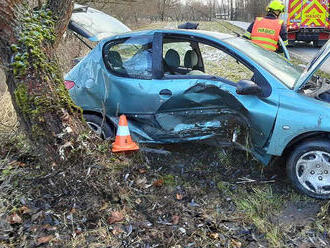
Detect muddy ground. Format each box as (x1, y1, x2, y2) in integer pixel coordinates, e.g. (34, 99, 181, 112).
(0, 132, 329, 247)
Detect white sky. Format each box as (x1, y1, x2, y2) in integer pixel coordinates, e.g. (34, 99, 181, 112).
(181, 0, 231, 5)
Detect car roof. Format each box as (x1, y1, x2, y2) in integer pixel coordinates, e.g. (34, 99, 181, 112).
(101, 29, 234, 43)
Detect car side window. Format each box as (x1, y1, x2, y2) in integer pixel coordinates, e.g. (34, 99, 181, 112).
(199, 43, 254, 82)
(103, 36, 153, 79)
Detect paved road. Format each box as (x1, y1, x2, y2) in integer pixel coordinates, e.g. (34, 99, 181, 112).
(227, 20, 330, 73)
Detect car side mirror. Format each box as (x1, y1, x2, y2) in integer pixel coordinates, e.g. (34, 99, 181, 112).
(236, 80, 262, 96)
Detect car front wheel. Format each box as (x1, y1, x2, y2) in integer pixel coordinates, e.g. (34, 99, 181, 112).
(287, 139, 330, 199)
(83, 113, 114, 140)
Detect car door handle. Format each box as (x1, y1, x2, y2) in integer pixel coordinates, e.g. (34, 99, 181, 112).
(159, 89, 172, 96)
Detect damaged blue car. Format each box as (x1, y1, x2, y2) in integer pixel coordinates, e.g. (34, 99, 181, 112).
(65, 28, 330, 199)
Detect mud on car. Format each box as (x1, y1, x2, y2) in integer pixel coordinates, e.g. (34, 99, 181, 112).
(65, 28, 330, 199)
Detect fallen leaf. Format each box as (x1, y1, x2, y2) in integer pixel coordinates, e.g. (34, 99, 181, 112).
(100, 202, 109, 211)
(31, 211, 43, 221)
(36, 235, 53, 246)
(172, 215, 180, 225)
(176, 193, 183, 200)
(135, 198, 142, 204)
(231, 239, 242, 248)
(7, 213, 22, 224)
(138, 168, 147, 174)
(112, 225, 124, 235)
(8, 160, 17, 166)
(136, 177, 147, 187)
(209, 232, 219, 239)
(42, 224, 57, 231)
(20, 206, 31, 214)
(153, 179, 164, 187)
(29, 225, 38, 232)
(108, 211, 124, 224)
(8, 160, 25, 167)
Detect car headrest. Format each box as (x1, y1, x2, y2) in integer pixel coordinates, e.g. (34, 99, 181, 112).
(184, 50, 198, 69)
(108, 51, 123, 68)
(165, 49, 180, 68)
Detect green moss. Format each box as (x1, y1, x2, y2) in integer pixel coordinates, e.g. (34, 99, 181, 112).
(14, 84, 31, 117)
(161, 174, 176, 186)
(10, 7, 56, 79)
(31, 124, 46, 137)
(217, 181, 231, 193)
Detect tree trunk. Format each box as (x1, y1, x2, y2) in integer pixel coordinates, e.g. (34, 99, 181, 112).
(0, 0, 87, 164)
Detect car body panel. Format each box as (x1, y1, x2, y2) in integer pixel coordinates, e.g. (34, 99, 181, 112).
(65, 29, 330, 166)
(268, 88, 330, 155)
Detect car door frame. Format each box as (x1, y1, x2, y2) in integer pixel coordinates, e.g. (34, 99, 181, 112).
(151, 31, 280, 156)
(153, 32, 272, 95)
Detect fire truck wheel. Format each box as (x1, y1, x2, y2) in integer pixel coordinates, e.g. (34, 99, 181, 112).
(313, 41, 320, 48)
(288, 40, 295, 47)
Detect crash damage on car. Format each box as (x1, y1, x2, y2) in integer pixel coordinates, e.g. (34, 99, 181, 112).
(66, 28, 330, 199)
(66, 31, 281, 165)
(67, 45, 254, 155)
(297, 42, 330, 103)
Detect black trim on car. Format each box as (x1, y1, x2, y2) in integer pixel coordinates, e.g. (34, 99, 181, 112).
(163, 74, 237, 87)
(152, 32, 164, 79)
(68, 21, 93, 39)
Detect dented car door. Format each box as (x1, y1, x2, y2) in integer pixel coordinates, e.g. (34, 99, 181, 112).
(149, 33, 280, 158)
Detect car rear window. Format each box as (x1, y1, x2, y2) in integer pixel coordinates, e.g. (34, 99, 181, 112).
(103, 36, 153, 79)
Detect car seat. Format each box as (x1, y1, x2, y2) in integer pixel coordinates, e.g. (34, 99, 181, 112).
(164, 49, 180, 75)
(184, 50, 205, 75)
(107, 51, 127, 75)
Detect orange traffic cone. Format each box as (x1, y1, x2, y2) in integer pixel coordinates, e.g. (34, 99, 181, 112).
(112, 115, 139, 153)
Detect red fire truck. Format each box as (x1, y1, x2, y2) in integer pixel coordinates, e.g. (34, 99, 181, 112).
(285, 0, 330, 47)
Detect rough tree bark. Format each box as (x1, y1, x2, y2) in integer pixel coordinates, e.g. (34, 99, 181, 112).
(0, 0, 87, 164)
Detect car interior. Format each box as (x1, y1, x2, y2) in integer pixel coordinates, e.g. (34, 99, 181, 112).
(104, 35, 257, 88)
(163, 48, 206, 76)
(162, 38, 206, 76)
(161, 36, 254, 85)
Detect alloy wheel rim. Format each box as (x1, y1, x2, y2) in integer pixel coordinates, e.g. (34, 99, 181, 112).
(296, 150, 330, 195)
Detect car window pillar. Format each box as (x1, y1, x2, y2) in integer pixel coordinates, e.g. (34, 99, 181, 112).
(152, 32, 164, 79)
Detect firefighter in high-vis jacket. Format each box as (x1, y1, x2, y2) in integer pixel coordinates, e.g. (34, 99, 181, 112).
(244, 0, 288, 52)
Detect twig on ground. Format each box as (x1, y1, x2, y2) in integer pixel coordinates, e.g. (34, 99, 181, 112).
(236, 177, 275, 184)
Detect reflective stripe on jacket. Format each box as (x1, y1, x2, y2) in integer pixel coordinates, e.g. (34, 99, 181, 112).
(251, 17, 283, 51)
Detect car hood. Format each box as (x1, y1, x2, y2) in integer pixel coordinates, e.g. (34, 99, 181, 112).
(68, 4, 131, 42)
(294, 40, 330, 91)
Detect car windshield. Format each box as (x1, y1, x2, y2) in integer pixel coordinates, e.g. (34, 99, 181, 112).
(224, 37, 303, 88)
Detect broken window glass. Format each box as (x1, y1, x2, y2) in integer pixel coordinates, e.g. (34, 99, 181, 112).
(103, 36, 153, 79)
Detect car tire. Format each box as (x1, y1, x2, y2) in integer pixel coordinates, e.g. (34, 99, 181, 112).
(286, 139, 330, 199)
(313, 40, 320, 48)
(287, 40, 295, 47)
(83, 113, 114, 140)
